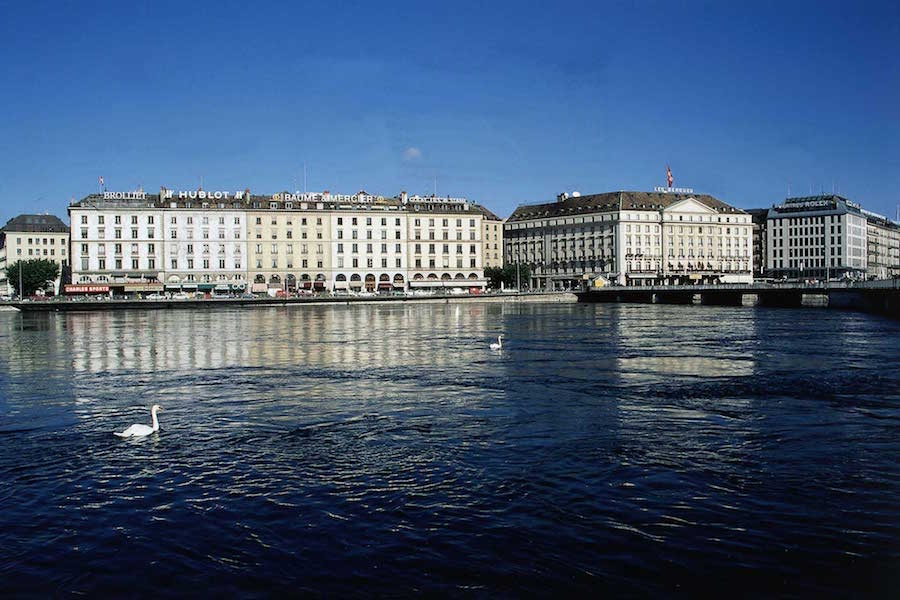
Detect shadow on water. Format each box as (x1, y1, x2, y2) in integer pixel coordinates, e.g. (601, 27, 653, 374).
(0, 304, 898, 596)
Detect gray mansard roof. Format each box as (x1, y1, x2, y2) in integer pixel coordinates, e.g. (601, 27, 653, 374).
(1, 214, 70, 233)
(506, 191, 743, 223)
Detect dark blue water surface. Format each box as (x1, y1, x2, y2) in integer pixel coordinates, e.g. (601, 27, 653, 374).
(1, 302, 898, 597)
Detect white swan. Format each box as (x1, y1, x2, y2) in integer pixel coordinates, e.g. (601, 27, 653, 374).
(490, 335, 503, 351)
(114, 404, 162, 438)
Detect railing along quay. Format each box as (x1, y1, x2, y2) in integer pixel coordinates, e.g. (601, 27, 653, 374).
(575, 279, 900, 318)
(1, 290, 577, 313)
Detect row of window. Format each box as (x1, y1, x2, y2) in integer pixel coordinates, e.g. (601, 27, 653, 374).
(81, 214, 156, 225)
(170, 229, 241, 240)
(334, 243, 402, 255)
(83, 258, 160, 270)
(772, 225, 842, 237)
(81, 228, 156, 239)
(771, 215, 844, 226)
(16, 247, 66, 257)
(333, 258, 404, 269)
(773, 258, 851, 269)
(13, 237, 63, 245)
(256, 216, 323, 226)
(336, 230, 402, 240)
(78, 214, 482, 228)
(255, 244, 325, 254)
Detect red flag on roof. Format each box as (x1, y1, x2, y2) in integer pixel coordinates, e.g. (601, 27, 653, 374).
(666, 165, 673, 187)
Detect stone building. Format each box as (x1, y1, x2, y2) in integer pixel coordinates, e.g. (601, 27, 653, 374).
(69, 188, 490, 294)
(863, 210, 900, 279)
(476, 205, 504, 269)
(766, 195, 867, 280)
(504, 190, 752, 289)
(0, 214, 70, 295)
(747, 208, 769, 279)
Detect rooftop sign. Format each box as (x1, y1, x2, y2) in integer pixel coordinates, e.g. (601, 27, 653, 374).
(778, 199, 834, 210)
(162, 190, 248, 200)
(103, 191, 146, 200)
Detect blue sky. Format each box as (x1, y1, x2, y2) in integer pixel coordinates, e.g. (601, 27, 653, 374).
(1, 0, 898, 221)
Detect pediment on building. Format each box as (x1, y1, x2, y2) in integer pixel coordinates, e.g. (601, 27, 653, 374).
(663, 197, 718, 215)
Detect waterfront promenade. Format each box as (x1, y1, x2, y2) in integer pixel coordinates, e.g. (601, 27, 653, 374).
(2, 291, 578, 312)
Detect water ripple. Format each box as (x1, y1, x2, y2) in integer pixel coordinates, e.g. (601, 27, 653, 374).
(0, 303, 898, 596)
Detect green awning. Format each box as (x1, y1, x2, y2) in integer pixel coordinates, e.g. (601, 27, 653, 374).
(197, 284, 216, 291)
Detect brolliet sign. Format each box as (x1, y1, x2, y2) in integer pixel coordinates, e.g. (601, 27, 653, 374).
(65, 285, 110, 294)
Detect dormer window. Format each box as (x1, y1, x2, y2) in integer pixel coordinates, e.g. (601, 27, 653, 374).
(270, 202, 278, 210)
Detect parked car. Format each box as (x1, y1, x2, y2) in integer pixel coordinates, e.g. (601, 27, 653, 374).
(0, 295, 11, 302)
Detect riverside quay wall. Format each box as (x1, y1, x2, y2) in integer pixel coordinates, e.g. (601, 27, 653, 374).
(5, 291, 578, 313)
(576, 280, 900, 318)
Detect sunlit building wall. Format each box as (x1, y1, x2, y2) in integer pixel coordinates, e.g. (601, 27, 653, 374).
(0, 214, 70, 295)
(504, 191, 752, 289)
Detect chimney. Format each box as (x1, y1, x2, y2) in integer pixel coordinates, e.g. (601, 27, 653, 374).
(400, 190, 408, 203)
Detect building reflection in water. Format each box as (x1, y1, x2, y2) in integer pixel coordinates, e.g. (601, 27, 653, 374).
(58, 304, 520, 374)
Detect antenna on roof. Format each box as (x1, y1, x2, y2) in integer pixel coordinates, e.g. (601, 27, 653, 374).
(303, 162, 307, 195)
(788, 181, 791, 197)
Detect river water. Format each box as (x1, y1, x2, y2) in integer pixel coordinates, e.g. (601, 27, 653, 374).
(0, 303, 898, 596)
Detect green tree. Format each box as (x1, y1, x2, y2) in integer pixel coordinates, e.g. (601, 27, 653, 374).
(6, 259, 60, 297)
(484, 266, 505, 289)
(502, 263, 530, 289)
(487, 263, 532, 289)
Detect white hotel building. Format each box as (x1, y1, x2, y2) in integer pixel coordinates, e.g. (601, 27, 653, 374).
(504, 190, 753, 289)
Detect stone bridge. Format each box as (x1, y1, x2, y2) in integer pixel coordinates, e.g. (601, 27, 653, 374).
(576, 280, 900, 318)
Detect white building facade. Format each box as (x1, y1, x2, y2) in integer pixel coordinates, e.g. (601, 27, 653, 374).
(330, 201, 406, 292)
(70, 194, 165, 293)
(0, 214, 70, 296)
(504, 191, 752, 289)
(162, 197, 248, 293)
(863, 210, 900, 280)
(402, 193, 486, 290)
(766, 195, 868, 280)
(69, 189, 491, 294)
